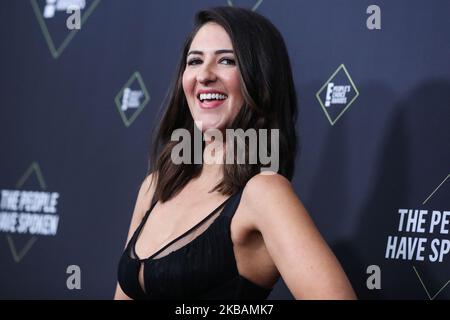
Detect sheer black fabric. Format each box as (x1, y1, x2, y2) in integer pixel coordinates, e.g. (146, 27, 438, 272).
(117, 189, 272, 300)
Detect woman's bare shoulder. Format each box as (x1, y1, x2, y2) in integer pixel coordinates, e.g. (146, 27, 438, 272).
(134, 172, 157, 220)
(242, 171, 295, 207)
(239, 172, 299, 229)
(241, 172, 356, 299)
(245, 171, 291, 189)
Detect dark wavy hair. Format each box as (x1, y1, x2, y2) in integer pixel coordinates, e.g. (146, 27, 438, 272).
(146, 6, 299, 202)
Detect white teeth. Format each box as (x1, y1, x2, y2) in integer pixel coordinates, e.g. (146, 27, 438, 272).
(199, 93, 227, 102)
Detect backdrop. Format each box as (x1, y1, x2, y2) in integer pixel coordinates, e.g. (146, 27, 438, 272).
(1, 0, 449, 299)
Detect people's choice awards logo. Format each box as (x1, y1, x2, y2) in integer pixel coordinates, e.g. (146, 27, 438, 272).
(0, 162, 61, 263)
(31, 0, 101, 58)
(114, 71, 150, 127)
(316, 64, 360, 125)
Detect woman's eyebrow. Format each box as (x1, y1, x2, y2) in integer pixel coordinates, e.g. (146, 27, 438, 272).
(187, 49, 234, 56)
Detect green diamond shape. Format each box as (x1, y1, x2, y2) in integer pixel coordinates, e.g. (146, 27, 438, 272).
(31, 0, 102, 59)
(227, 0, 264, 11)
(114, 71, 150, 127)
(316, 64, 360, 126)
(5, 162, 47, 263)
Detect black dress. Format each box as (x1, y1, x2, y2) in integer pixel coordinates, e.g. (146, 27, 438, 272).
(117, 189, 273, 300)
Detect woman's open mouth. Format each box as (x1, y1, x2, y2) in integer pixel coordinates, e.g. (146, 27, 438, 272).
(197, 92, 228, 109)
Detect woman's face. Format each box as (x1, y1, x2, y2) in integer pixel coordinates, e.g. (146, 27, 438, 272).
(182, 22, 244, 132)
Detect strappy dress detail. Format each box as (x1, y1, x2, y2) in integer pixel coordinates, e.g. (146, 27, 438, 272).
(118, 189, 272, 300)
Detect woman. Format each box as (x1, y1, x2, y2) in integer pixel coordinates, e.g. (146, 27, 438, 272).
(115, 6, 356, 300)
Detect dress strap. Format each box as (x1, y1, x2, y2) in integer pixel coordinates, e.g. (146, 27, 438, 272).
(127, 199, 158, 254)
(222, 188, 244, 219)
(142, 197, 158, 225)
(133, 191, 238, 261)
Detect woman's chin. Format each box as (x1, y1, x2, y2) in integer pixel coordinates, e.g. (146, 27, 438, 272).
(193, 118, 223, 133)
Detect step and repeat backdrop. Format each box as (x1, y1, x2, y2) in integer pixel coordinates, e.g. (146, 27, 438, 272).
(0, 0, 449, 299)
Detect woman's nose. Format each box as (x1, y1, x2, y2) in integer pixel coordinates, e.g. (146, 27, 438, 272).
(196, 64, 217, 84)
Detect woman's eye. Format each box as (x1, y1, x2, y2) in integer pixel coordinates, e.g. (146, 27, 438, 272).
(220, 58, 236, 65)
(187, 59, 202, 66)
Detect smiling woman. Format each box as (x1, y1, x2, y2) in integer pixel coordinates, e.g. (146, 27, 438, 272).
(183, 23, 244, 131)
(114, 6, 356, 300)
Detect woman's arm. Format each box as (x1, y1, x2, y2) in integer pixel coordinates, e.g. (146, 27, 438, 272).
(244, 173, 357, 300)
(114, 173, 156, 300)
